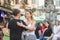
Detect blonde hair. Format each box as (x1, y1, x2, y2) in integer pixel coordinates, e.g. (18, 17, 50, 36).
(25, 10, 33, 20)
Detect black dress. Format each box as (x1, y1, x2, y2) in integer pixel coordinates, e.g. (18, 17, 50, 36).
(35, 24, 40, 39)
(8, 19, 27, 40)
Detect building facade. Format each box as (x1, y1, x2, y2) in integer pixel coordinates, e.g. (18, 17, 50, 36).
(0, 0, 60, 21)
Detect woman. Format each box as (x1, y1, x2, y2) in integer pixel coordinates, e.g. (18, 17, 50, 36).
(17, 10, 36, 40)
(43, 21, 52, 40)
(39, 22, 46, 40)
(0, 17, 4, 40)
(1, 12, 10, 40)
(52, 20, 60, 40)
(2, 23, 10, 40)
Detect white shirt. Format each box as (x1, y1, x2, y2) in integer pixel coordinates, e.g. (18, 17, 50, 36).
(53, 25, 60, 35)
(23, 19, 35, 36)
(53, 25, 60, 36)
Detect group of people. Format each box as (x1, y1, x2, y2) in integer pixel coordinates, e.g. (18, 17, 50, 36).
(0, 9, 60, 40)
(0, 12, 10, 40)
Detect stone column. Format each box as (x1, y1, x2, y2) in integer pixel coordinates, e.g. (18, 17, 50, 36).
(28, 0, 32, 5)
(0, 0, 4, 6)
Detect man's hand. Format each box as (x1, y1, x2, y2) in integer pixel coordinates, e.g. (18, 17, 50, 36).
(17, 22, 24, 27)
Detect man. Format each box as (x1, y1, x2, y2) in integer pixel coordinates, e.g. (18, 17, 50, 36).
(8, 9, 27, 40)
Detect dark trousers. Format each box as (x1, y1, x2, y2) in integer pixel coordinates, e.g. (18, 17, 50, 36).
(10, 36, 21, 40)
(0, 37, 3, 40)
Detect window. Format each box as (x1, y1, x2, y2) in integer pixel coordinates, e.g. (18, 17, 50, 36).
(56, 0, 60, 6)
(32, 0, 36, 4)
(54, 0, 60, 8)
(32, 0, 44, 6)
(4, 0, 9, 4)
(39, 0, 45, 6)
(24, 0, 28, 4)
(15, 0, 19, 4)
(13, 0, 20, 4)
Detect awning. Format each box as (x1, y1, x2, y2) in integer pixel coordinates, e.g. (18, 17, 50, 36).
(0, 6, 12, 13)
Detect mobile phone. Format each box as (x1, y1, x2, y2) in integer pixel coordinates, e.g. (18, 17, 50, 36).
(1, 11, 4, 17)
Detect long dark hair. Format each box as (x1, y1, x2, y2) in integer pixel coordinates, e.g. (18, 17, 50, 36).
(46, 21, 51, 28)
(40, 22, 46, 28)
(25, 10, 33, 20)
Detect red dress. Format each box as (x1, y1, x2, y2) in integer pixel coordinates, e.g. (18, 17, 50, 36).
(40, 26, 46, 33)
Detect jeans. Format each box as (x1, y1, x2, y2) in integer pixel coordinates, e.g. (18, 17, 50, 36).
(40, 34, 46, 40)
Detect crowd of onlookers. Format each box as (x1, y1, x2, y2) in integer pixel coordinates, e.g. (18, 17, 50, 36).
(0, 12, 10, 40)
(0, 9, 60, 40)
(35, 20, 60, 40)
